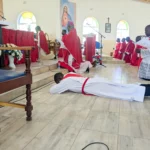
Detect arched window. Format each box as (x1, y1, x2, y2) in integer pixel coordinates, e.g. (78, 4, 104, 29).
(83, 17, 99, 43)
(17, 12, 36, 32)
(116, 20, 129, 39)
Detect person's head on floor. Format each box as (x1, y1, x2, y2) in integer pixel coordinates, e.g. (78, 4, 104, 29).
(122, 38, 125, 42)
(145, 25, 150, 36)
(116, 38, 120, 43)
(54, 72, 64, 84)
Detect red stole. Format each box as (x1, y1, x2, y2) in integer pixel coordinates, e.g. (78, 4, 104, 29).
(63, 73, 83, 80)
(38, 31, 50, 54)
(114, 42, 121, 58)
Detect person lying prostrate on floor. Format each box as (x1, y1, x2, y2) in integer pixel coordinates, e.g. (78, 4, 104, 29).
(50, 72, 150, 103)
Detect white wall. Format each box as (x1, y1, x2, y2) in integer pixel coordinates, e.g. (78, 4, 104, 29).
(3, 0, 150, 53)
(76, 0, 150, 40)
(3, 0, 61, 39)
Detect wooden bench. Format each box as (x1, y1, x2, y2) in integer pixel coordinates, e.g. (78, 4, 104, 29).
(0, 46, 33, 121)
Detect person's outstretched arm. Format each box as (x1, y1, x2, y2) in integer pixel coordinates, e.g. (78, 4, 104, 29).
(50, 80, 68, 94)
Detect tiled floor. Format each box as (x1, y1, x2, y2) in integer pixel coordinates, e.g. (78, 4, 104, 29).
(0, 64, 150, 150)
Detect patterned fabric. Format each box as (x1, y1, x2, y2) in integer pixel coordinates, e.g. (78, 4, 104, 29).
(139, 49, 150, 79)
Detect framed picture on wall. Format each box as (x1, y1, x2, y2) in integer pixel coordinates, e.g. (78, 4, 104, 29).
(105, 23, 111, 33)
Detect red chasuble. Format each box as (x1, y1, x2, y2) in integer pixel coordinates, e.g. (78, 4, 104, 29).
(118, 42, 126, 60)
(123, 41, 135, 63)
(113, 42, 121, 58)
(39, 31, 50, 54)
(63, 28, 82, 68)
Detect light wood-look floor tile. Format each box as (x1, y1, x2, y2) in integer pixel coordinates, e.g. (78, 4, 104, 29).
(24, 123, 79, 150)
(71, 129, 117, 150)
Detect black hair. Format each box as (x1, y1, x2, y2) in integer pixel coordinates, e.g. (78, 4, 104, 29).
(136, 36, 142, 42)
(35, 26, 41, 32)
(145, 25, 150, 36)
(62, 29, 67, 33)
(54, 72, 64, 84)
(62, 30, 67, 35)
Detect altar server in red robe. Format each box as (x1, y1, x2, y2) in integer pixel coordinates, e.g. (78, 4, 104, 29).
(130, 36, 142, 66)
(123, 37, 135, 63)
(35, 26, 50, 54)
(118, 38, 126, 60)
(113, 38, 121, 58)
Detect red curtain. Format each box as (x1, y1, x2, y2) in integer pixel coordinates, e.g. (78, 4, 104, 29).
(16, 30, 23, 46)
(2, 28, 10, 66)
(28, 32, 38, 62)
(2, 29, 39, 66)
(9, 29, 17, 44)
(2, 28, 10, 43)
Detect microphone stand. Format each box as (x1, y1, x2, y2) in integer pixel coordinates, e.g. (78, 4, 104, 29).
(86, 23, 106, 67)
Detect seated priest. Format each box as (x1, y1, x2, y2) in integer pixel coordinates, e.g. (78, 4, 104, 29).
(113, 38, 121, 58)
(123, 37, 135, 63)
(57, 21, 92, 73)
(35, 26, 50, 55)
(117, 38, 126, 60)
(50, 72, 150, 103)
(136, 25, 150, 80)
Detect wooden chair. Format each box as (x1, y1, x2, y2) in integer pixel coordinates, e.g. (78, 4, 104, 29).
(0, 46, 33, 121)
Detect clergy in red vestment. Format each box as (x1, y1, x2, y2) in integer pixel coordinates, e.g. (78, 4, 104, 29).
(57, 23, 92, 73)
(63, 21, 82, 69)
(123, 37, 135, 63)
(35, 26, 50, 54)
(118, 38, 126, 60)
(58, 30, 70, 62)
(113, 38, 121, 58)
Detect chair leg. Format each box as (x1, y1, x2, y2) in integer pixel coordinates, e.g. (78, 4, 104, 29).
(25, 84, 33, 121)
